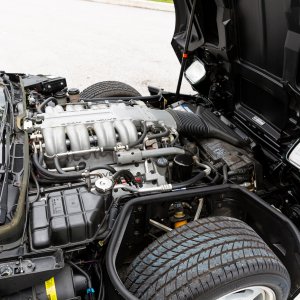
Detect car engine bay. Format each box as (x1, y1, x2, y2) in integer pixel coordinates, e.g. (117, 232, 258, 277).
(27, 81, 261, 250)
(0, 71, 300, 299)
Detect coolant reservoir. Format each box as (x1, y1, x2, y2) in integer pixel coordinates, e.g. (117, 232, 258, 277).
(30, 187, 108, 249)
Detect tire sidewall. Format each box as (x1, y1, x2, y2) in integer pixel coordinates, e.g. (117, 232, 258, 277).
(198, 273, 289, 300)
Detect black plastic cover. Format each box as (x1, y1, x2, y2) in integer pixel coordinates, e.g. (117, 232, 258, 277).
(199, 138, 253, 171)
(0, 250, 64, 296)
(22, 75, 67, 94)
(31, 187, 106, 249)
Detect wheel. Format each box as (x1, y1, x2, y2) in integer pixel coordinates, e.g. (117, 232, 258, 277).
(80, 81, 141, 99)
(124, 216, 290, 300)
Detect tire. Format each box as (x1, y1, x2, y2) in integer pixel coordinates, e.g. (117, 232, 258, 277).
(80, 81, 141, 99)
(124, 217, 290, 300)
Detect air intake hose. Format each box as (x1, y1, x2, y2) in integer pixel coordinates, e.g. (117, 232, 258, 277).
(167, 108, 244, 147)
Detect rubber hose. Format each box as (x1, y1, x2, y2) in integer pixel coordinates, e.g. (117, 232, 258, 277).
(89, 164, 116, 174)
(37, 97, 57, 114)
(211, 173, 220, 184)
(68, 261, 95, 300)
(30, 170, 40, 202)
(54, 156, 65, 174)
(127, 122, 147, 148)
(222, 164, 228, 184)
(54, 158, 86, 174)
(36, 176, 82, 184)
(44, 154, 116, 179)
(147, 125, 170, 140)
(33, 153, 82, 180)
(172, 171, 206, 189)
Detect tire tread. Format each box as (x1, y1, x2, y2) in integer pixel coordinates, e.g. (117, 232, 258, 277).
(124, 217, 290, 299)
(80, 81, 141, 99)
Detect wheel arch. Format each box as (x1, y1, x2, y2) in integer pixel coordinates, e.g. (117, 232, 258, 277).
(106, 184, 300, 299)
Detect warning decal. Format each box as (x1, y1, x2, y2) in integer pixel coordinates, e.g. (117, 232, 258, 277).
(45, 277, 58, 300)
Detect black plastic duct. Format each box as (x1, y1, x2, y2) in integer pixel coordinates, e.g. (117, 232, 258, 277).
(168, 108, 245, 147)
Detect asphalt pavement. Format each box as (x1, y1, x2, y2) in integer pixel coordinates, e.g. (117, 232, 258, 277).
(0, 0, 193, 95)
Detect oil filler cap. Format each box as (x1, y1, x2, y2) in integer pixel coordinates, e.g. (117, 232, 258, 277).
(155, 157, 169, 168)
(95, 178, 113, 193)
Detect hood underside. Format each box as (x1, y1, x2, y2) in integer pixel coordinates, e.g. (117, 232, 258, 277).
(172, 0, 300, 131)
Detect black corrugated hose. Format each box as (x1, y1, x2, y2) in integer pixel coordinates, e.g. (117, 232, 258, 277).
(168, 109, 244, 147)
(168, 109, 209, 137)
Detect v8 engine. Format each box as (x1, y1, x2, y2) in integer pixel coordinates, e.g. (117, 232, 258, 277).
(25, 90, 256, 251)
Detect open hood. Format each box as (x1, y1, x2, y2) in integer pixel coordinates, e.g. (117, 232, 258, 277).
(172, 0, 300, 133)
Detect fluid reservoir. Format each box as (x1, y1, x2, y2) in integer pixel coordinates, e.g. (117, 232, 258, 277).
(54, 91, 67, 105)
(68, 88, 80, 103)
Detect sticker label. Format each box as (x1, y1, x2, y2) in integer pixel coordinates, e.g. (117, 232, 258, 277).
(252, 115, 265, 126)
(174, 104, 193, 113)
(45, 277, 58, 300)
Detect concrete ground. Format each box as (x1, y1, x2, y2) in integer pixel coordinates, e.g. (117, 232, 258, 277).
(92, 0, 174, 12)
(0, 0, 193, 95)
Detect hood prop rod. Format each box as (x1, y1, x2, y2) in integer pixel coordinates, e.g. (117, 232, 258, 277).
(175, 0, 198, 102)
